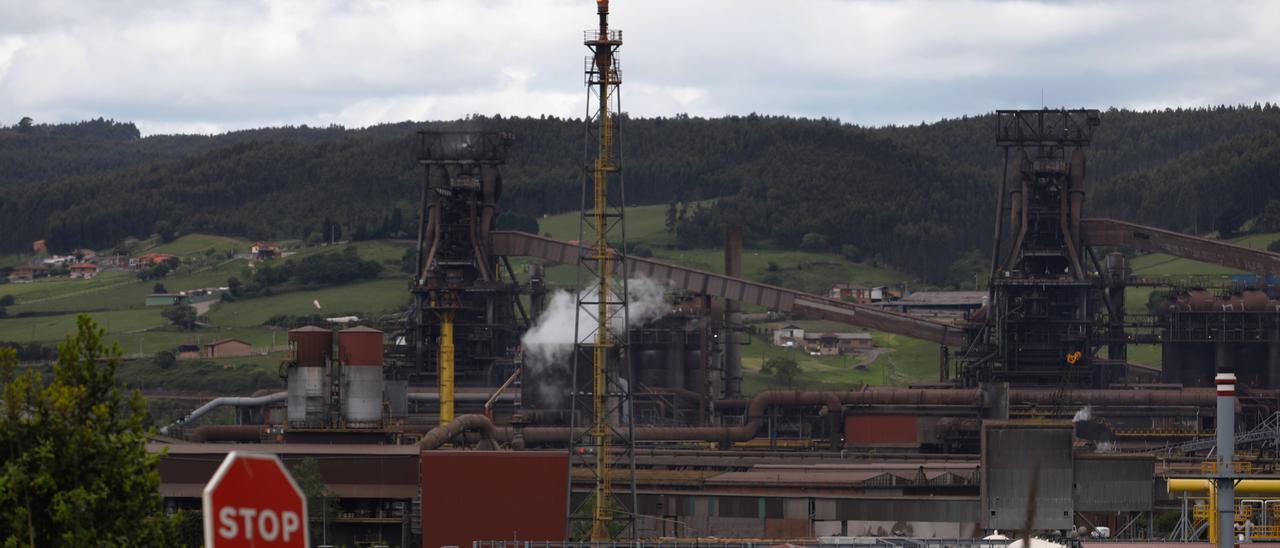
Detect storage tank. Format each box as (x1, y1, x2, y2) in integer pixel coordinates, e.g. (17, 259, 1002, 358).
(287, 366, 327, 426)
(1187, 289, 1216, 312)
(339, 326, 384, 426)
(287, 326, 332, 425)
(1243, 289, 1269, 311)
(289, 325, 332, 367)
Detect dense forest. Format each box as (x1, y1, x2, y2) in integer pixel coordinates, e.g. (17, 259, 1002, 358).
(2, 104, 1279, 283)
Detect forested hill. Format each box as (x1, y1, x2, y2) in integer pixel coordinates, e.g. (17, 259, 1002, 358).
(2, 104, 1279, 283)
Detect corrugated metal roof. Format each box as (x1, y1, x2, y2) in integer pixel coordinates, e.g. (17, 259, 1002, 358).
(161, 482, 416, 499)
(149, 442, 421, 455)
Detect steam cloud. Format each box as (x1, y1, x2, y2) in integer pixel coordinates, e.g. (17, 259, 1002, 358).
(521, 276, 670, 408)
(1072, 405, 1092, 423)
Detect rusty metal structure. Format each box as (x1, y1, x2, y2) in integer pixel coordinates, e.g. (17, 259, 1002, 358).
(403, 131, 526, 415)
(927, 109, 1280, 389)
(963, 109, 1114, 386)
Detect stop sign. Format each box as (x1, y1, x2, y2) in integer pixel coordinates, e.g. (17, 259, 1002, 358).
(203, 451, 309, 547)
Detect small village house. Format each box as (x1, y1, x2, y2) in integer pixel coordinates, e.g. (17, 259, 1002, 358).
(830, 283, 899, 304)
(204, 338, 252, 358)
(136, 252, 178, 268)
(8, 264, 49, 283)
(251, 242, 281, 261)
(175, 344, 201, 360)
(773, 324, 873, 356)
(69, 263, 100, 279)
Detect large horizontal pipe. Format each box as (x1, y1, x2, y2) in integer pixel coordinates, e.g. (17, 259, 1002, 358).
(160, 392, 286, 434)
(406, 392, 516, 403)
(1170, 478, 1280, 496)
(723, 387, 1248, 410)
(418, 414, 499, 450)
(416, 386, 1278, 450)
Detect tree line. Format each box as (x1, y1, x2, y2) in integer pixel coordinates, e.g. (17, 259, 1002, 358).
(4, 104, 1280, 283)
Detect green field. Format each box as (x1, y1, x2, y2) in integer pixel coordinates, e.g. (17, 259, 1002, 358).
(149, 233, 253, 256)
(740, 320, 941, 393)
(537, 201, 712, 247)
(7, 218, 1274, 395)
(0, 238, 413, 370)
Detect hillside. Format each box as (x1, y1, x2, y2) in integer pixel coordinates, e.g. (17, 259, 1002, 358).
(4, 106, 1280, 285)
(0, 236, 413, 394)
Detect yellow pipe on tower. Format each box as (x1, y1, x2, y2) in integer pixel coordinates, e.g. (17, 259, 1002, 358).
(1168, 478, 1280, 544)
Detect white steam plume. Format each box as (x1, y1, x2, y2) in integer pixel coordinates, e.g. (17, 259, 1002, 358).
(521, 276, 670, 408)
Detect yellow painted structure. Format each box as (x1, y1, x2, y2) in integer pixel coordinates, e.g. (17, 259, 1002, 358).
(438, 310, 455, 425)
(1169, 477, 1280, 543)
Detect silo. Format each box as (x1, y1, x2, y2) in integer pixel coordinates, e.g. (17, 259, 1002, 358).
(287, 326, 331, 425)
(339, 326, 385, 426)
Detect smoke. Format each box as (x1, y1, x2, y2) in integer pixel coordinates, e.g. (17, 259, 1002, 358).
(1072, 405, 1092, 422)
(520, 276, 670, 408)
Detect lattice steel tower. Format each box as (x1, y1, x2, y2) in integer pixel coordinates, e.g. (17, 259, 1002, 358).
(566, 0, 637, 541)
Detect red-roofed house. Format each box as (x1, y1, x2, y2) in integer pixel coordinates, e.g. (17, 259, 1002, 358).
(70, 263, 100, 279)
(136, 252, 178, 267)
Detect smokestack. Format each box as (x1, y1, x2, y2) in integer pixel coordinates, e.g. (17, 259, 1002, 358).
(724, 228, 743, 398)
(1216, 372, 1235, 548)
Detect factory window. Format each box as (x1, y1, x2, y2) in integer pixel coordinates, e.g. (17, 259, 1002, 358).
(716, 496, 759, 518)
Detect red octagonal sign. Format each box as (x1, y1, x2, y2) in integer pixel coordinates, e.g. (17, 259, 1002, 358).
(203, 451, 309, 547)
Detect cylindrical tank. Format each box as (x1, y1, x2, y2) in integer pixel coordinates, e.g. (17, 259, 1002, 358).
(289, 325, 332, 368)
(287, 365, 327, 425)
(343, 365, 384, 425)
(1188, 289, 1216, 312)
(1242, 289, 1269, 311)
(1222, 292, 1245, 312)
(339, 326, 384, 426)
(1104, 252, 1126, 287)
(338, 326, 383, 366)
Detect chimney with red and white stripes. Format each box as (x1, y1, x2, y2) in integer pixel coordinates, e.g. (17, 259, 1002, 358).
(1216, 372, 1236, 548)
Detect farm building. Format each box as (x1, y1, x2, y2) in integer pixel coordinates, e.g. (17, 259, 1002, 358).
(70, 263, 100, 279)
(146, 293, 189, 307)
(203, 338, 252, 358)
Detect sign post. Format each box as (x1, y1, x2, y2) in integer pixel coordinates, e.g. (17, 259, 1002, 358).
(203, 451, 309, 547)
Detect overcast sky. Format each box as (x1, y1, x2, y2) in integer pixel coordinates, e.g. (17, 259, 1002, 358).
(1, 0, 1277, 135)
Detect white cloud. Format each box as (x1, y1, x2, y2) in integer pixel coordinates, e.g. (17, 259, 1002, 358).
(0, 0, 1276, 134)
